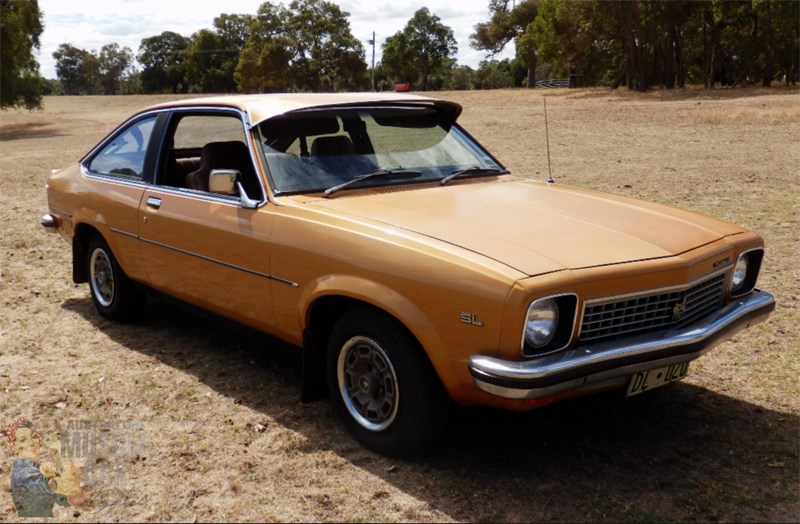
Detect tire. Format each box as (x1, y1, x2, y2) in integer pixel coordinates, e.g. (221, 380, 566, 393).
(86, 235, 145, 320)
(327, 307, 450, 457)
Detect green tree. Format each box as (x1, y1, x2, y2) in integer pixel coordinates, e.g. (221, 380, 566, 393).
(284, 0, 367, 91)
(471, 0, 539, 87)
(52, 43, 100, 95)
(382, 7, 457, 91)
(213, 13, 253, 91)
(771, 0, 799, 85)
(236, 0, 367, 92)
(530, 0, 593, 87)
(184, 29, 232, 92)
(235, 3, 293, 92)
(474, 59, 515, 89)
(138, 31, 190, 93)
(447, 65, 475, 90)
(98, 43, 133, 95)
(0, 0, 45, 109)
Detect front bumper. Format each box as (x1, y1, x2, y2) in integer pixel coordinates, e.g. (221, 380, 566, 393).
(41, 213, 58, 232)
(469, 289, 775, 400)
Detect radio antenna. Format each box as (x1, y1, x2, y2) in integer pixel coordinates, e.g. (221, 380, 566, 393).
(543, 98, 555, 184)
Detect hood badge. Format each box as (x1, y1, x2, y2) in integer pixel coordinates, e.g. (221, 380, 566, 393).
(713, 256, 731, 269)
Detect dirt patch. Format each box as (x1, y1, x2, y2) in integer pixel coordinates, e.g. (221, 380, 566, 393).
(1, 88, 798, 522)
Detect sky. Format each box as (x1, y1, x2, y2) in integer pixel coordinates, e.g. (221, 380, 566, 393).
(36, 0, 517, 79)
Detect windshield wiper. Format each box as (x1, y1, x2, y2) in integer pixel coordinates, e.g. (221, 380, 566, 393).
(323, 168, 423, 198)
(439, 166, 510, 186)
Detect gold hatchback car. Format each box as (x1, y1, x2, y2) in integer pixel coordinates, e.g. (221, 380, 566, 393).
(43, 93, 775, 456)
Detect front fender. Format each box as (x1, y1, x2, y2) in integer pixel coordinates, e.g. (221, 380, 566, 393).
(299, 274, 448, 374)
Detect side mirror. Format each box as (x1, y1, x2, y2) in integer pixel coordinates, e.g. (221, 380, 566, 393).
(209, 169, 259, 209)
(235, 180, 259, 209)
(209, 169, 238, 195)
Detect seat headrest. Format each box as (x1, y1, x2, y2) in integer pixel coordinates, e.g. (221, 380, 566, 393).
(186, 141, 251, 192)
(311, 136, 355, 157)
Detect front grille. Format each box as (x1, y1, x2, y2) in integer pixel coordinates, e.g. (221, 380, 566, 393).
(577, 271, 728, 346)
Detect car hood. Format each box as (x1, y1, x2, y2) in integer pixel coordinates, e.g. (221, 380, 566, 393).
(303, 179, 743, 276)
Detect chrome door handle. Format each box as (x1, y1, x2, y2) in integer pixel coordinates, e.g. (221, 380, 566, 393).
(146, 197, 162, 209)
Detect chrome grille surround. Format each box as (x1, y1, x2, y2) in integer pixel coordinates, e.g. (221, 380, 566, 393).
(577, 268, 730, 346)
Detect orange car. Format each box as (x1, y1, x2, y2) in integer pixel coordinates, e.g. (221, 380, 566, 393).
(42, 93, 775, 456)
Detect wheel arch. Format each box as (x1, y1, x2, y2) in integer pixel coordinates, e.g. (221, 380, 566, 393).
(299, 281, 447, 404)
(72, 222, 103, 283)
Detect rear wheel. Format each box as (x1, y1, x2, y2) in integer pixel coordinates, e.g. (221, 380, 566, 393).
(327, 307, 449, 457)
(87, 236, 145, 320)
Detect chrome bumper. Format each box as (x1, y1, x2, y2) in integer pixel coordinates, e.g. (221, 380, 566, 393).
(469, 290, 776, 400)
(40, 213, 58, 232)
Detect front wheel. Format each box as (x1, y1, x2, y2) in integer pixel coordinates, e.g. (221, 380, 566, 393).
(327, 307, 449, 457)
(87, 236, 145, 320)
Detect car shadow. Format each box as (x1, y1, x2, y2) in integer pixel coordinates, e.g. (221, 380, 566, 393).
(62, 296, 799, 521)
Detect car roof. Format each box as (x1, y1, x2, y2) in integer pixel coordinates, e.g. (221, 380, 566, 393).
(143, 93, 463, 127)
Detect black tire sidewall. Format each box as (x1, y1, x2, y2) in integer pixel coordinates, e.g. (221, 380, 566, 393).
(86, 236, 143, 320)
(326, 307, 448, 457)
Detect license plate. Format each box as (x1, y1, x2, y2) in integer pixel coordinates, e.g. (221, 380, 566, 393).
(626, 362, 689, 397)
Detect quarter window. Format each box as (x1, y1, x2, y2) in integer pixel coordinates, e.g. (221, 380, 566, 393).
(158, 112, 263, 201)
(87, 116, 156, 180)
(172, 115, 245, 148)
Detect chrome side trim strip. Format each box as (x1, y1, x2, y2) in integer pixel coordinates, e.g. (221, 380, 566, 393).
(469, 290, 775, 400)
(139, 236, 299, 287)
(48, 206, 72, 218)
(82, 169, 150, 188)
(146, 185, 264, 207)
(110, 228, 139, 239)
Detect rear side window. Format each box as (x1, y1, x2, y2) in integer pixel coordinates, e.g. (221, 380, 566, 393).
(87, 117, 157, 180)
(172, 114, 245, 148)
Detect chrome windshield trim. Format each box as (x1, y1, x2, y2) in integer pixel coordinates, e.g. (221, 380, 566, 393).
(470, 290, 775, 399)
(138, 236, 298, 287)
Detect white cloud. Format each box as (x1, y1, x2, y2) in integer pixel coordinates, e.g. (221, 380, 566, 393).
(37, 0, 516, 79)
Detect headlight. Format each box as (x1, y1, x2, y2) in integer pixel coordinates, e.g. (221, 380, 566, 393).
(729, 249, 764, 297)
(524, 298, 559, 348)
(731, 255, 749, 292)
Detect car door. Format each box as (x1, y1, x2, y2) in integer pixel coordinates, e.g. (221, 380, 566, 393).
(81, 114, 163, 282)
(137, 110, 278, 330)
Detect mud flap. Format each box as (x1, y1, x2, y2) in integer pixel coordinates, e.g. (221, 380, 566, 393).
(301, 329, 329, 403)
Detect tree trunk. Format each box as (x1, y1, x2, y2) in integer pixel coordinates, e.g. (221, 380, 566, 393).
(665, 15, 677, 89)
(526, 51, 536, 88)
(611, 59, 626, 89)
(627, 2, 648, 91)
(762, 0, 773, 87)
(676, 27, 685, 88)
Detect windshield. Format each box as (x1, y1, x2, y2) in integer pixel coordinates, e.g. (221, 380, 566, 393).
(256, 106, 505, 194)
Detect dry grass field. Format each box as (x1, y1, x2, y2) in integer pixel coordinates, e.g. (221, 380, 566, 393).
(1, 87, 798, 522)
